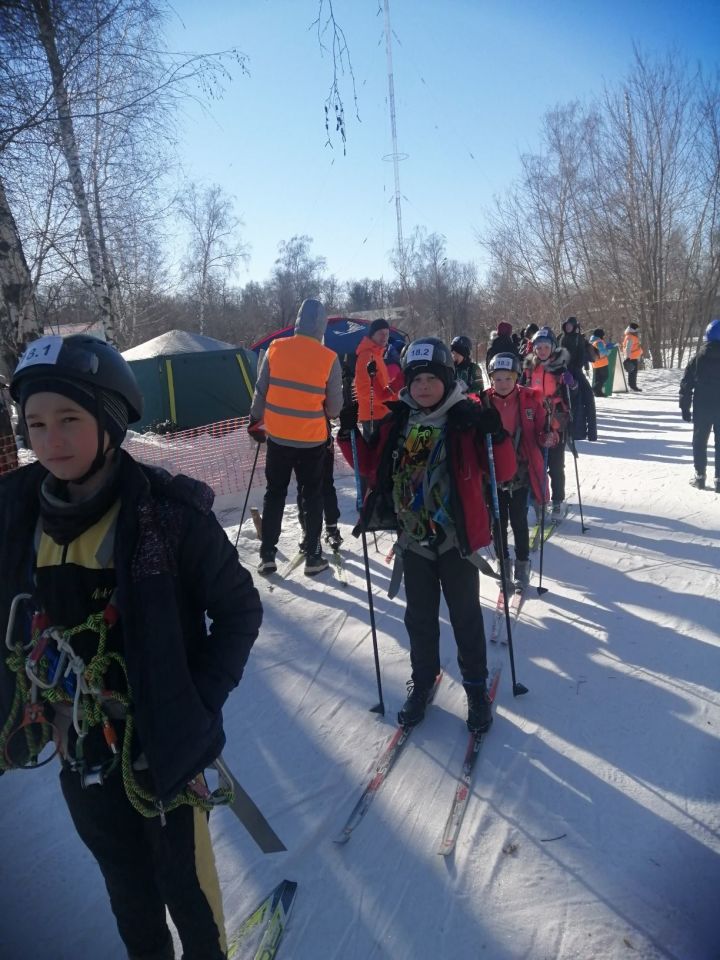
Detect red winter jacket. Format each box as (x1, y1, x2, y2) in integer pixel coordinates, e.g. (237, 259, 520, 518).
(338, 397, 516, 555)
(484, 384, 550, 503)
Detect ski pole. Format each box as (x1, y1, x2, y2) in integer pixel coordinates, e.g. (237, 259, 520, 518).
(351, 426, 385, 715)
(564, 385, 589, 533)
(367, 359, 377, 433)
(361, 528, 385, 716)
(234, 440, 261, 549)
(485, 434, 528, 697)
(536, 446, 550, 596)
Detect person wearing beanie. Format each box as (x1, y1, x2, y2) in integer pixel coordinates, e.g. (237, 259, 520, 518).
(621, 321, 644, 392)
(486, 321, 519, 372)
(450, 335, 484, 393)
(338, 337, 517, 735)
(558, 316, 598, 441)
(354, 316, 397, 437)
(249, 298, 343, 576)
(589, 327, 611, 398)
(2, 334, 262, 960)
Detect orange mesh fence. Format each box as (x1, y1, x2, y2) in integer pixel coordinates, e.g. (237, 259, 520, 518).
(0, 432, 19, 477)
(5, 418, 354, 497)
(122, 418, 354, 497)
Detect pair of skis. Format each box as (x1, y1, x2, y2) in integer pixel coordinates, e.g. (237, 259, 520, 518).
(489, 580, 529, 644)
(227, 878, 297, 960)
(529, 501, 570, 552)
(334, 666, 502, 855)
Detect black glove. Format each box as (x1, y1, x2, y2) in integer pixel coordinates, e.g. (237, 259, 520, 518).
(338, 401, 359, 433)
(681, 408, 692, 423)
(475, 406, 502, 436)
(367, 359, 377, 378)
(248, 419, 266, 443)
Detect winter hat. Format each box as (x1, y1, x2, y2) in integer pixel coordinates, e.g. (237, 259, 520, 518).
(563, 316, 578, 333)
(20, 376, 129, 446)
(592, 328, 605, 339)
(523, 323, 539, 340)
(496, 322, 513, 338)
(628, 322, 639, 331)
(450, 335, 472, 359)
(368, 317, 390, 337)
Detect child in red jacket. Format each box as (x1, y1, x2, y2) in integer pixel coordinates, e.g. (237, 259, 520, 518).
(484, 353, 557, 590)
(339, 337, 516, 733)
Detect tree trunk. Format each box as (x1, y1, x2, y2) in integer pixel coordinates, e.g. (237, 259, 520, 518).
(0, 175, 41, 367)
(30, 0, 116, 343)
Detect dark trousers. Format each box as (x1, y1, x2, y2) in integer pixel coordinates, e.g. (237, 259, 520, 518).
(296, 440, 340, 531)
(497, 485, 531, 561)
(60, 767, 226, 960)
(692, 410, 720, 477)
(261, 439, 326, 557)
(402, 546, 487, 688)
(625, 358, 640, 390)
(548, 441, 566, 503)
(592, 366, 609, 397)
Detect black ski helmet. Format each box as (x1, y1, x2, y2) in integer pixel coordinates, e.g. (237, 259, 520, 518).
(402, 337, 455, 390)
(12, 334, 144, 481)
(11, 334, 143, 423)
(592, 328, 605, 340)
(450, 335, 472, 359)
(488, 351, 522, 376)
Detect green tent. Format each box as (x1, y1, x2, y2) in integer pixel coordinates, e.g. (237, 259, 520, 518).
(122, 331, 257, 431)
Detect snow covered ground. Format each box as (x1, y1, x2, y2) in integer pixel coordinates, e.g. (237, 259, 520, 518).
(1, 369, 719, 960)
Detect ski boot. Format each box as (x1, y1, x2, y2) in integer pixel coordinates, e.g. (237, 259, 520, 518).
(398, 681, 433, 727)
(257, 551, 277, 575)
(325, 525, 343, 551)
(513, 559, 531, 592)
(551, 501, 565, 522)
(304, 549, 329, 576)
(463, 682, 493, 734)
(689, 473, 706, 490)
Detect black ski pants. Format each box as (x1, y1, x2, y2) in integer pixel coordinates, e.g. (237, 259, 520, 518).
(497, 485, 530, 561)
(402, 545, 487, 689)
(692, 409, 720, 478)
(592, 365, 609, 397)
(261, 438, 326, 557)
(60, 767, 226, 960)
(625, 358, 641, 390)
(296, 439, 340, 531)
(548, 441, 566, 504)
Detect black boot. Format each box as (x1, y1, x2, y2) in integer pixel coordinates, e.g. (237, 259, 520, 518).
(325, 525, 343, 551)
(690, 473, 706, 490)
(464, 682, 493, 734)
(398, 681, 432, 727)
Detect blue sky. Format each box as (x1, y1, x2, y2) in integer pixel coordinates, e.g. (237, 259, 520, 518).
(165, 0, 719, 286)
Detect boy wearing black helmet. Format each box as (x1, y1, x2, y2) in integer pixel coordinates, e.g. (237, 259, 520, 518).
(339, 337, 516, 734)
(1, 335, 262, 960)
(450, 335, 484, 394)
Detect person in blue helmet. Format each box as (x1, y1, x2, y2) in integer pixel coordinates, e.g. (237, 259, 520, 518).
(679, 319, 720, 492)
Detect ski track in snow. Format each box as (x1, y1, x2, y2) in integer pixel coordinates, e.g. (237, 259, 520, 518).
(1, 370, 719, 959)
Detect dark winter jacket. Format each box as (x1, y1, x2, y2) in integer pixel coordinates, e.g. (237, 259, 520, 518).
(679, 341, 720, 418)
(0, 452, 262, 803)
(338, 392, 517, 556)
(454, 358, 484, 394)
(558, 327, 596, 372)
(486, 333, 520, 370)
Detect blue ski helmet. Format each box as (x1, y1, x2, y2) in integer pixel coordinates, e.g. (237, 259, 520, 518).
(705, 318, 720, 343)
(532, 326, 557, 348)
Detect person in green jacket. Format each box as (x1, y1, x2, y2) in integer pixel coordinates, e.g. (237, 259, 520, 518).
(450, 336, 484, 395)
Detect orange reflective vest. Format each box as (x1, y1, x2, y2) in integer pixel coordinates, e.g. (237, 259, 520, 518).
(591, 338, 609, 369)
(622, 332, 643, 361)
(264, 335, 335, 444)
